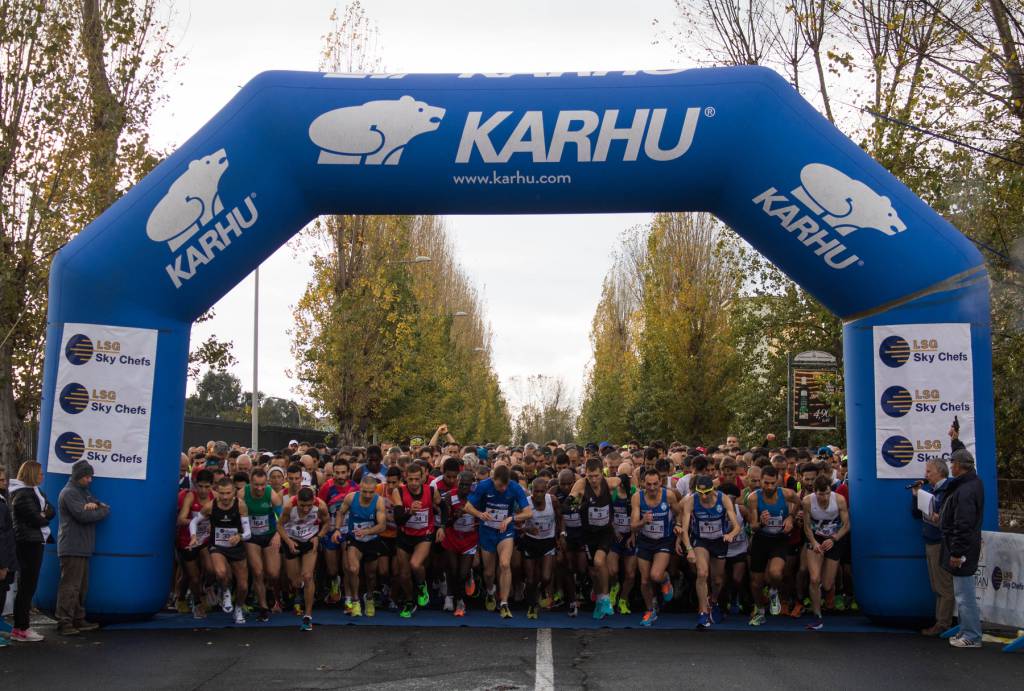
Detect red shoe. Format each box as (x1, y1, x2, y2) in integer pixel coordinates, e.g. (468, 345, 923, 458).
(789, 602, 804, 618)
(464, 575, 477, 598)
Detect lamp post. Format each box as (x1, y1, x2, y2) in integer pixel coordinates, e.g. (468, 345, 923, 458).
(390, 255, 432, 265)
(252, 267, 259, 450)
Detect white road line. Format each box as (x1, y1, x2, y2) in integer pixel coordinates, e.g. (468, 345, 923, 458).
(535, 627, 554, 691)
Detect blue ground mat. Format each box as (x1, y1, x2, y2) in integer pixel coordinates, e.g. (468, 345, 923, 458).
(106, 608, 912, 634)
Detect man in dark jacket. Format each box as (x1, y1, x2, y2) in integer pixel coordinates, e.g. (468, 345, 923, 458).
(56, 460, 110, 636)
(0, 469, 17, 644)
(912, 457, 953, 636)
(939, 448, 984, 648)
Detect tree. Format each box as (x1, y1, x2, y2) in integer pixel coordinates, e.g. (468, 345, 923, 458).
(185, 371, 244, 420)
(510, 375, 577, 445)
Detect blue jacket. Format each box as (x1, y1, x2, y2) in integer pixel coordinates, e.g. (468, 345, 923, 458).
(910, 478, 949, 544)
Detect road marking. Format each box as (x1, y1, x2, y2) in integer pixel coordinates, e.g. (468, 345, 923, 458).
(535, 627, 554, 691)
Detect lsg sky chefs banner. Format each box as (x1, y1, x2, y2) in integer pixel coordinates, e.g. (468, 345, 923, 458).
(873, 323, 974, 480)
(48, 323, 157, 480)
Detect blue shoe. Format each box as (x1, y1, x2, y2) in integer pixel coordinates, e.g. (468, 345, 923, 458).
(592, 596, 608, 620)
(696, 611, 711, 630)
(711, 602, 723, 624)
(641, 610, 658, 627)
(729, 599, 741, 616)
(300, 615, 312, 632)
(660, 577, 674, 603)
(805, 617, 824, 631)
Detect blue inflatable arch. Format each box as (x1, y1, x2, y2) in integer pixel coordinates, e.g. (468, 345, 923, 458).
(36, 67, 997, 620)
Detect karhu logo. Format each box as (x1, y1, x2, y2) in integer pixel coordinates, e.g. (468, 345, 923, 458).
(147, 148, 259, 289)
(752, 163, 906, 270)
(309, 95, 446, 165)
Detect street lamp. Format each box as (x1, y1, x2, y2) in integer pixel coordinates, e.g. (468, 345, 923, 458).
(390, 255, 432, 265)
(473, 347, 486, 352)
(452, 311, 468, 317)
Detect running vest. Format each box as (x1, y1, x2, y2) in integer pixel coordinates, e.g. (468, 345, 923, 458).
(755, 489, 788, 535)
(582, 479, 612, 531)
(244, 485, 275, 536)
(558, 489, 583, 536)
(726, 508, 748, 557)
(809, 491, 841, 537)
(524, 496, 557, 540)
(284, 499, 320, 542)
(211, 499, 243, 548)
(347, 494, 380, 542)
(611, 485, 632, 537)
(692, 491, 727, 541)
(178, 490, 209, 547)
(448, 491, 477, 534)
(638, 488, 673, 542)
(400, 484, 435, 537)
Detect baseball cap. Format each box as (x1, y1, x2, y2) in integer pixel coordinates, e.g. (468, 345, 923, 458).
(817, 446, 832, 457)
(288, 439, 299, 446)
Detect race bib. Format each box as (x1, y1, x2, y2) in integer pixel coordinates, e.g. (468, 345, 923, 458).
(214, 526, 238, 547)
(195, 515, 211, 544)
(485, 506, 509, 530)
(563, 512, 582, 529)
(815, 520, 839, 537)
(588, 505, 610, 526)
(454, 513, 476, 532)
(287, 521, 317, 541)
(613, 510, 631, 533)
(698, 520, 723, 540)
(251, 514, 271, 535)
(763, 515, 785, 534)
(353, 520, 375, 542)
(406, 508, 430, 530)
(641, 521, 665, 540)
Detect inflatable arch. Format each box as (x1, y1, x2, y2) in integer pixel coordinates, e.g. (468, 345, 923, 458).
(36, 67, 997, 620)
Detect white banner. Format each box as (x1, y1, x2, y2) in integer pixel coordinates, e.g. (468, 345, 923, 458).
(873, 324, 974, 480)
(47, 323, 158, 481)
(975, 531, 1024, 629)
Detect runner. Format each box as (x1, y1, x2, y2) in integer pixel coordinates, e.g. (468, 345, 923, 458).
(277, 487, 330, 631)
(518, 477, 560, 620)
(189, 477, 251, 625)
(679, 475, 741, 629)
(719, 483, 750, 615)
(333, 473, 388, 617)
(570, 458, 621, 619)
(241, 468, 282, 622)
(440, 471, 479, 617)
(631, 468, 685, 626)
(176, 469, 213, 619)
(555, 468, 584, 617)
(318, 461, 358, 607)
(464, 464, 532, 619)
(607, 464, 637, 615)
(392, 463, 443, 618)
(746, 466, 799, 625)
(802, 474, 851, 630)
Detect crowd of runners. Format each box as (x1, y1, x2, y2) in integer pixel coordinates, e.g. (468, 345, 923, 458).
(175, 428, 853, 632)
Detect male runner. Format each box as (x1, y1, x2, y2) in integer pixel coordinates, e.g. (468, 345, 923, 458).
(176, 469, 213, 618)
(607, 464, 637, 615)
(190, 477, 251, 625)
(318, 462, 358, 606)
(333, 474, 388, 617)
(802, 474, 850, 630)
(518, 477, 560, 620)
(679, 475, 741, 629)
(554, 468, 584, 617)
(392, 463, 443, 618)
(746, 466, 799, 625)
(464, 464, 532, 618)
(241, 468, 282, 621)
(440, 471, 479, 617)
(632, 468, 685, 626)
(277, 487, 330, 631)
(571, 458, 620, 619)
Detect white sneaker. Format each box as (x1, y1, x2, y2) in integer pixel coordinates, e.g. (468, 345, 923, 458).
(443, 595, 454, 612)
(11, 628, 44, 642)
(768, 588, 781, 616)
(949, 635, 981, 648)
(233, 607, 246, 625)
(221, 587, 234, 613)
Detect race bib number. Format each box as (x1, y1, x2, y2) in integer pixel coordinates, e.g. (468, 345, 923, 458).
(287, 521, 317, 541)
(530, 516, 555, 537)
(454, 513, 476, 532)
(563, 512, 582, 528)
(195, 515, 211, 544)
(406, 508, 430, 530)
(485, 506, 509, 530)
(641, 521, 665, 540)
(698, 520, 723, 540)
(251, 514, 271, 535)
(353, 520, 375, 542)
(815, 520, 839, 537)
(613, 510, 631, 533)
(588, 505, 610, 526)
(764, 515, 785, 534)
(214, 526, 238, 547)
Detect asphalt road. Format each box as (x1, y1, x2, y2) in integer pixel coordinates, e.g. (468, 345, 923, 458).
(0, 622, 1018, 690)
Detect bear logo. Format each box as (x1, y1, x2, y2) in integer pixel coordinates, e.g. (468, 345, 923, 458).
(309, 95, 445, 165)
(146, 149, 229, 252)
(791, 162, 906, 237)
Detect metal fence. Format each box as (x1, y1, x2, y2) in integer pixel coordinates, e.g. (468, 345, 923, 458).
(182, 416, 333, 452)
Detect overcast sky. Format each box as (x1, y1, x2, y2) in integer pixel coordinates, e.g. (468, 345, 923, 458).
(154, 0, 686, 414)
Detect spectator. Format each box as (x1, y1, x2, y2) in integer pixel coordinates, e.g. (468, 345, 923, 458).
(939, 448, 984, 649)
(0, 467, 16, 647)
(8, 460, 55, 642)
(56, 460, 110, 636)
(911, 458, 953, 636)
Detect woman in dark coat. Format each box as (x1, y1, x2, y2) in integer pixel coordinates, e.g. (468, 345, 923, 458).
(7, 460, 55, 642)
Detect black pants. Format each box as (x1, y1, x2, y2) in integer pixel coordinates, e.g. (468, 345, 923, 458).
(14, 542, 43, 630)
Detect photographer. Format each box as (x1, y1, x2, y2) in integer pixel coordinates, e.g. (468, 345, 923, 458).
(910, 457, 953, 636)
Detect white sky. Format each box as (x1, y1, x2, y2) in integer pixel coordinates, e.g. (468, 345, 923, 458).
(154, 0, 686, 414)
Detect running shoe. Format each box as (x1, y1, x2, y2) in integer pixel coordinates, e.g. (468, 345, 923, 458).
(0, 637, 8, 648)
(768, 588, 781, 616)
(344, 598, 354, 614)
(175, 598, 190, 614)
(729, 599, 741, 616)
(221, 588, 234, 613)
(609, 583, 621, 605)
(948, 634, 981, 648)
(192, 603, 206, 620)
(364, 596, 376, 618)
(271, 597, 283, 614)
(465, 575, 477, 598)
(351, 600, 362, 617)
(300, 615, 312, 632)
(696, 611, 711, 630)
(710, 602, 723, 624)
(10, 628, 44, 642)
(806, 617, 824, 631)
(293, 601, 304, 617)
(500, 603, 513, 619)
(850, 599, 860, 612)
(540, 596, 552, 609)
(485, 592, 497, 612)
(802, 596, 812, 608)
(527, 605, 538, 620)
(233, 608, 246, 625)
(661, 577, 674, 603)
(417, 583, 430, 607)
(454, 599, 466, 617)
(593, 595, 610, 620)
(568, 601, 579, 618)
(257, 607, 269, 623)
(399, 602, 417, 619)
(789, 601, 804, 618)
(551, 590, 564, 608)
(780, 601, 791, 616)
(749, 607, 766, 626)
(641, 610, 658, 627)
(443, 595, 455, 612)
(833, 595, 847, 611)
(617, 598, 631, 615)
(327, 579, 342, 604)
